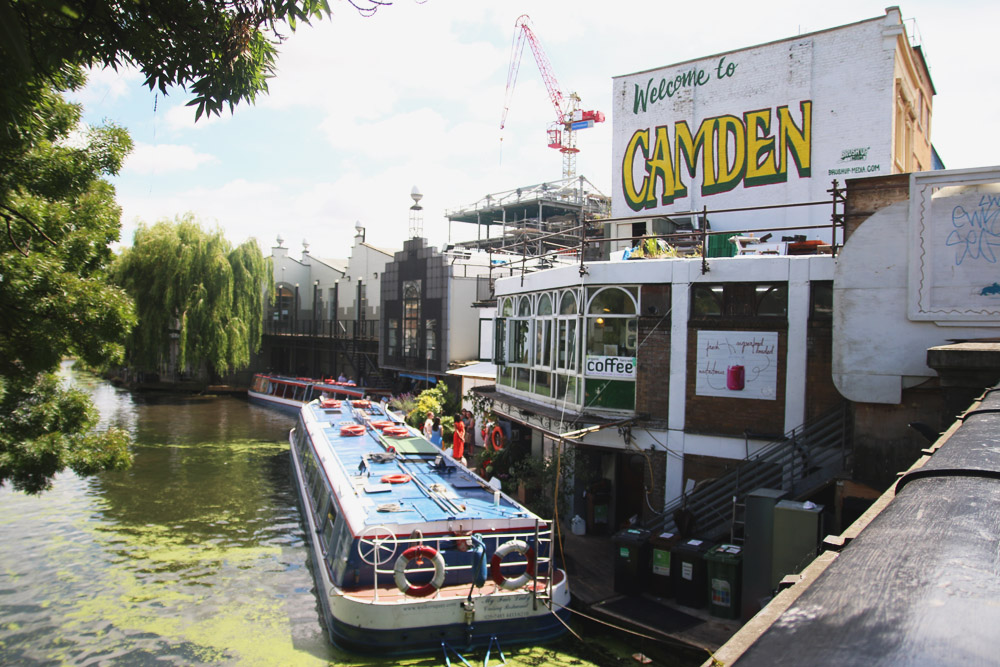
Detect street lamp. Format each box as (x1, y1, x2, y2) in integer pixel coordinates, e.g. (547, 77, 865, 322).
(294, 283, 300, 336)
(312, 279, 319, 336)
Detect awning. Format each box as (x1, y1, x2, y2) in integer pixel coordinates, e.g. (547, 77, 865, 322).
(447, 361, 497, 379)
(399, 372, 437, 384)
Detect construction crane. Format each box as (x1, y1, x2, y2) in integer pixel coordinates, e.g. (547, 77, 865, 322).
(501, 14, 605, 180)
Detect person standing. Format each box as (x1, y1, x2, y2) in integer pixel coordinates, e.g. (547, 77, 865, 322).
(461, 409, 475, 463)
(422, 411, 434, 439)
(451, 414, 467, 466)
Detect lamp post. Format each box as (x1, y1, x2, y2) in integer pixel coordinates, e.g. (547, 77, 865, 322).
(312, 280, 319, 336)
(294, 283, 300, 336)
(356, 277, 364, 384)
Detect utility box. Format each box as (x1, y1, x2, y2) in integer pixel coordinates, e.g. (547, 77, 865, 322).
(771, 500, 825, 587)
(649, 531, 682, 598)
(587, 480, 611, 535)
(705, 544, 743, 619)
(741, 488, 788, 621)
(612, 528, 651, 595)
(672, 539, 712, 609)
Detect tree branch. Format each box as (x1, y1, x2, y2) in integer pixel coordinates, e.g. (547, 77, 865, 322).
(1, 210, 30, 256)
(0, 203, 58, 252)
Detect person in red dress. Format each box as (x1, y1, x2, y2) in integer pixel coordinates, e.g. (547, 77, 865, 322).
(451, 414, 467, 466)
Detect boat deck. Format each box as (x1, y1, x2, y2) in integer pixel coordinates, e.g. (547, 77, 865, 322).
(306, 401, 535, 528)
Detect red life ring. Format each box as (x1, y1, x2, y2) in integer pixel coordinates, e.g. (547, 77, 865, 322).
(380, 473, 411, 484)
(352, 400, 371, 408)
(370, 420, 394, 430)
(383, 426, 410, 438)
(320, 398, 342, 409)
(393, 545, 446, 597)
(340, 424, 366, 437)
(490, 425, 505, 452)
(490, 539, 535, 590)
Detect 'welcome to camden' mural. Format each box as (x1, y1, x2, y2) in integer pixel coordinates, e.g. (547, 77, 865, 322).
(611, 22, 892, 222)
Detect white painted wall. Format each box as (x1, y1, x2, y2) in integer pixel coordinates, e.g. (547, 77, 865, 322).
(611, 10, 904, 239)
(833, 167, 1000, 404)
(339, 236, 393, 321)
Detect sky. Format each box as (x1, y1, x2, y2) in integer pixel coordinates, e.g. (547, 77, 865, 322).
(71, 0, 1000, 259)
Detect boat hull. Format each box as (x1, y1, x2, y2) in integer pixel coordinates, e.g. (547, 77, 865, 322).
(247, 389, 302, 413)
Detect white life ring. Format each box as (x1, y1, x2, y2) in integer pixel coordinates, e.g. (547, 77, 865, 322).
(490, 539, 536, 590)
(393, 545, 446, 597)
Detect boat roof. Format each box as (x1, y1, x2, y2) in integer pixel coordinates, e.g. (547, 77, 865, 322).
(258, 373, 367, 397)
(300, 400, 540, 535)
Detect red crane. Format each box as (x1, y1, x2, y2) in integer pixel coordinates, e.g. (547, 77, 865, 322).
(501, 14, 605, 180)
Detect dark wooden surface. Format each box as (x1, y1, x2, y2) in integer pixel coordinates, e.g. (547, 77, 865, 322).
(734, 389, 1000, 665)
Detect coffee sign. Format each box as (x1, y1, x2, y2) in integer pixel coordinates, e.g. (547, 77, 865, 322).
(585, 355, 637, 379)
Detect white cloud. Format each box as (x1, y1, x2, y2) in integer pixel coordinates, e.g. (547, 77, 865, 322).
(124, 143, 218, 174)
(72, 65, 144, 107)
(86, 0, 1000, 260)
(165, 102, 229, 131)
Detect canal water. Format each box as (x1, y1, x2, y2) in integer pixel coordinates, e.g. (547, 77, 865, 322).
(0, 366, 699, 666)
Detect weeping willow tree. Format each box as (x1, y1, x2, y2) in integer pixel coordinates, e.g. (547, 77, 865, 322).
(113, 215, 272, 380)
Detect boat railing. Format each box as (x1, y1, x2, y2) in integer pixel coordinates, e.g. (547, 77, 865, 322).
(362, 522, 556, 604)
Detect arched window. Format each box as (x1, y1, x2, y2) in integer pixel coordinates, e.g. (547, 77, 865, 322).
(559, 290, 578, 315)
(588, 288, 636, 316)
(272, 285, 294, 323)
(586, 287, 638, 358)
(583, 287, 638, 410)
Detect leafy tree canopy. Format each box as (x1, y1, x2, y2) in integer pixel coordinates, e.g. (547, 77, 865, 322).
(0, 84, 135, 494)
(0, 0, 332, 128)
(113, 216, 273, 378)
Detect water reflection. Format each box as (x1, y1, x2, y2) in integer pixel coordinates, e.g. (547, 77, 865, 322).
(0, 370, 337, 665)
(0, 369, 657, 667)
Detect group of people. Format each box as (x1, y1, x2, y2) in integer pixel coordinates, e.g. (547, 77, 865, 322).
(422, 409, 476, 466)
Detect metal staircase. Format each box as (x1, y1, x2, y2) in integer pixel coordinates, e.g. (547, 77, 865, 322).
(645, 403, 852, 542)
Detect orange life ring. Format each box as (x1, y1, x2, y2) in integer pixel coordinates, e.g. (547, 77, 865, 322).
(370, 420, 394, 430)
(320, 398, 342, 409)
(383, 426, 410, 438)
(380, 473, 411, 484)
(393, 545, 445, 597)
(490, 539, 536, 590)
(352, 400, 370, 408)
(490, 425, 505, 451)
(340, 424, 366, 437)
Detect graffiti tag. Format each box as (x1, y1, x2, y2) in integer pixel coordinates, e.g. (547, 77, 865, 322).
(947, 194, 1000, 265)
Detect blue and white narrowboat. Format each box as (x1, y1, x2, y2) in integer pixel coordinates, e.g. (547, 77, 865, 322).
(289, 397, 570, 656)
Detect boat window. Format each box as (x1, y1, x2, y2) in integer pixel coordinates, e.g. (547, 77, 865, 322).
(329, 519, 352, 582)
(310, 466, 327, 508)
(321, 508, 337, 554)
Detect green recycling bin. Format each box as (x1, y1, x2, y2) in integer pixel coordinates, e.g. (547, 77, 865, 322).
(649, 531, 682, 598)
(612, 528, 651, 595)
(705, 543, 743, 619)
